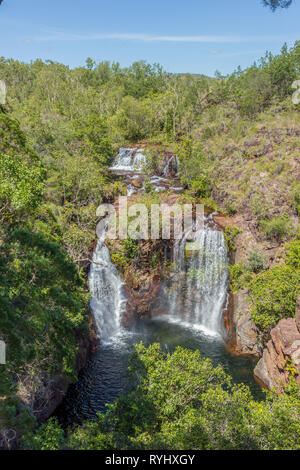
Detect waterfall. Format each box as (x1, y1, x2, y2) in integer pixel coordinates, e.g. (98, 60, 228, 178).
(133, 149, 147, 168)
(89, 222, 127, 344)
(93, 146, 228, 341)
(109, 147, 146, 172)
(163, 155, 179, 177)
(164, 218, 229, 336)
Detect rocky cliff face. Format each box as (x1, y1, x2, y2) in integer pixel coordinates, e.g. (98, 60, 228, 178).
(231, 289, 260, 356)
(254, 296, 300, 391)
(123, 272, 161, 325)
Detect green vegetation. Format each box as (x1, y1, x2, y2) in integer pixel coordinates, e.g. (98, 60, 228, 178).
(0, 113, 88, 437)
(0, 38, 299, 448)
(249, 240, 300, 336)
(1, 42, 300, 236)
(110, 238, 141, 272)
(224, 226, 243, 252)
(249, 264, 299, 334)
(229, 240, 300, 338)
(23, 344, 300, 450)
(22, 417, 65, 451)
(260, 215, 296, 242)
(246, 249, 267, 273)
(285, 239, 300, 268)
(229, 249, 267, 291)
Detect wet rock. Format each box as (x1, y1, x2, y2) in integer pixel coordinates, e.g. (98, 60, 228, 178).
(131, 178, 143, 188)
(232, 290, 260, 356)
(123, 275, 161, 325)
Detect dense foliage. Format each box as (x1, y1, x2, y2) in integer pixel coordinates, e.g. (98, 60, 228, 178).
(249, 240, 300, 335)
(229, 239, 300, 342)
(23, 344, 300, 450)
(1, 42, 300, 233)
(0, 111, 88, 441)
(0, 38, 299, 448)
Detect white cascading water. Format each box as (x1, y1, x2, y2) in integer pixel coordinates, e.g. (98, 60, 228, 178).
(165, 216, 229, 336)
(109, 147, 146, 172)
(163, 155, 179, 176)
(94, 149, 228, 341)
(89, 220, 127, 344)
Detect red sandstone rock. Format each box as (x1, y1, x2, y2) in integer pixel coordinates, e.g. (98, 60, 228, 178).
(122, 275, 161, 326)
(131, 178, 143, 188)
(254, 311, 300, 392)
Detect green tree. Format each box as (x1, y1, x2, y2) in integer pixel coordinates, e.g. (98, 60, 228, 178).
(249, 264, 299, 335)
(0, 113, 45, 219)
(24, 344, 300, 450)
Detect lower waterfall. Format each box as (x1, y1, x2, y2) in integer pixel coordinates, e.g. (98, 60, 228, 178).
(89, 230, 127, 344)
(89, 215, 228, 343)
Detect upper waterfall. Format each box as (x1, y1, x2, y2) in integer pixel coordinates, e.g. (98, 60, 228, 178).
(109, 147, 146, 172)
(163, 155, 179, 177)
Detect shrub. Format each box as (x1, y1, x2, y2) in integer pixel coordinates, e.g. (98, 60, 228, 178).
(144, 179, 155, 194)
(294, 190, 300, 216)
(250, 194, 270, 221)
(190, 175, 211, 198)
(224, 226, 243, 252)
(260, 216, 295, 242)
(228, 264, 247, 292)
(246, 249, 267, 273)
(249, 265, 300, 335)
(22, 418, 65, 450)
(123, 237, 141, 259)
(285, 239, 300, 269)
(111, 252, 128, 271)
(225, 201, 238, 216)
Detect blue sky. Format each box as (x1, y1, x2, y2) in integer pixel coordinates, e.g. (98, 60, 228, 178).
(0, 0, 299, 75)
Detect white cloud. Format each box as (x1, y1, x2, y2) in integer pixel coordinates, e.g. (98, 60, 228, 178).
(31, 31, 291, 44)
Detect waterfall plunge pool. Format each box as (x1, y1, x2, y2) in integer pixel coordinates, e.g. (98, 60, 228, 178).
(55, 317, 263, 428)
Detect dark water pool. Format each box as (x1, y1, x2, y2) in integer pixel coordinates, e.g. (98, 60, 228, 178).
(55, 315, 263, 428)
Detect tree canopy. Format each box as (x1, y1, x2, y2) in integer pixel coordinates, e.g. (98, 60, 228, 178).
(23, 344, 300, 450)
(263, 0, 293, 9)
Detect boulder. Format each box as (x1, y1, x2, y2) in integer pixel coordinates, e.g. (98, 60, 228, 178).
(131, 178, 143, 188)
(254, 303, 300, 392)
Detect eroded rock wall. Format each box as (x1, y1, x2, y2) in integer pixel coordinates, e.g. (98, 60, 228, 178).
(254, 296, 300, 391)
